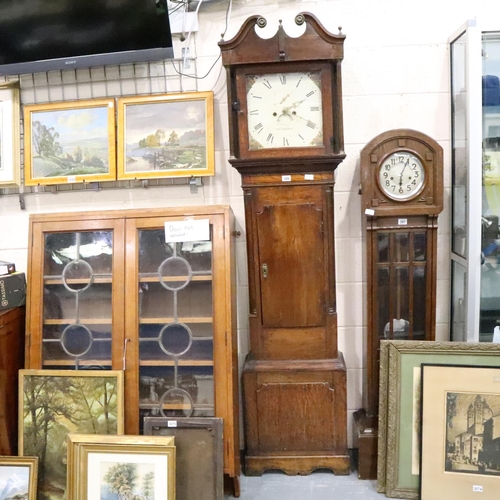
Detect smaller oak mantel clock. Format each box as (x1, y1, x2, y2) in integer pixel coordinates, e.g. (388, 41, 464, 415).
(354, 129, 443, 480)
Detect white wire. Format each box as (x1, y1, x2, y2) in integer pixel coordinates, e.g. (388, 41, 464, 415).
(182, 0, 204, 68)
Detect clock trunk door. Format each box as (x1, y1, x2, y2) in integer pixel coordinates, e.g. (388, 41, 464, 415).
(256, 201, 325, 328)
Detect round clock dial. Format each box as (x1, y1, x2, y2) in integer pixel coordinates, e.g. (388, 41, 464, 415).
(378, 152, 425, 200)
(245, 71, 323, 150)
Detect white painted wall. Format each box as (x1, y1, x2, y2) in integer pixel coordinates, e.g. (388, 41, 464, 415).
(1, 0, 497, 448)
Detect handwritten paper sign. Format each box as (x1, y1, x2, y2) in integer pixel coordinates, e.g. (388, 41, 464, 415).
(164, 219, 210, 242)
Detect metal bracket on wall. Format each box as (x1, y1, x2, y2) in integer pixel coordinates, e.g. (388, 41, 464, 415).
(189, 176, 203, 194)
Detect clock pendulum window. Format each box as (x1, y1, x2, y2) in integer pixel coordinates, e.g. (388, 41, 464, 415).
(219, 13, 350, 475)
(355, 129, 443, 480)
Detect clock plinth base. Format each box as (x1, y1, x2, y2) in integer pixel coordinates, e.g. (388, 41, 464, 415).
(242, 355, 349, 476)
(353, 409, 378, 480)
(244, 453, 351, 477)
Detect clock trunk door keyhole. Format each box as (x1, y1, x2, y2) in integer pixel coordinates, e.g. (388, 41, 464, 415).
(262, 263, 268, 278)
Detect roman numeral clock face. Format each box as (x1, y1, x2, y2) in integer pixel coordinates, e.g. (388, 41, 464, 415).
(245, 71, 323, 149)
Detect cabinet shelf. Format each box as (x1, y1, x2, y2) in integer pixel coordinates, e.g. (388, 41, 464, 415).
(44, 276, 112, 285)
(139, 359, 214, 367)
(139, 317, 213, 324)
(43, 359, 113, 367)
(139, 274, 212, 283)
(139, 403, 214, 411)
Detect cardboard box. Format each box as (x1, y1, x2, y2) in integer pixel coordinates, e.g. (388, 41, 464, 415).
(0, 272, 26, 311)
(0, 260, 16, 276)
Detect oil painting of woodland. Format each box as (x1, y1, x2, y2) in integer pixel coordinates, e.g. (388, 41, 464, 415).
(121, 94, 213, 178)
(21, 371, 123, 500)
(27, 103, 114, 181)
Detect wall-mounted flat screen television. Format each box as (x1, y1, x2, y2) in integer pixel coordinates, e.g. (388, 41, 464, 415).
(0, 0, 174, 77)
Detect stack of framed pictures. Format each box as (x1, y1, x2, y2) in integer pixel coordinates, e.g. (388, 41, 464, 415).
(377, 340, 500, 499)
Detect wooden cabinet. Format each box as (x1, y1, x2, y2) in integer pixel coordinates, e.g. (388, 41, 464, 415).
(0, 306, 25, 455)
(26, 206, 240, 490)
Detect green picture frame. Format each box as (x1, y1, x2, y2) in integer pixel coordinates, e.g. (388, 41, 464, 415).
(377, 340, 500, 498)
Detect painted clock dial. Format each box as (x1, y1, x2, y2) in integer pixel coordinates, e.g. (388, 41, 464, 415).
(378, 151, 425, 201)
(245, 71, 323, 149)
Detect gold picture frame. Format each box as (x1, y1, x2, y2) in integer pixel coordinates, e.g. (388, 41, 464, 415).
(23, 98, 117, 186)
(117, 91, 215, 180)
(19, 369, 124, 500)
(421, 364, 500, 500)
(0, 456, 38, 500)
(67, 433, 176, 500)
(377, 340, 500, 498)
(0, 82, 20, 187)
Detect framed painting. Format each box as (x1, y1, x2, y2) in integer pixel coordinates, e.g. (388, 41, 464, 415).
(117, 91, 214, 180)
(23, 98, 116, 186)
(420, 364, 500, 500)
(19, 369, 124, 500)
(143, 417, 223, 500)
(67, 433, 175, 500)
(0, 456, 38, 500)
(0, 83, 20, 187)
(377, 340, 500, 498)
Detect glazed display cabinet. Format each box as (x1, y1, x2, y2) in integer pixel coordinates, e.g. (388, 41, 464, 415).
(450, 21, 500, 342)
(25, 206, 240, 491)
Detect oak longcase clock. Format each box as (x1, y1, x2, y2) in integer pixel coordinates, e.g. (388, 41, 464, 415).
(355, 129, 443, 479)
(219, 13, 349, 476)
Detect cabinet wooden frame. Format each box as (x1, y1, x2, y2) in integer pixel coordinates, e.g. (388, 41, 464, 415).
(25, 206, 240, 487)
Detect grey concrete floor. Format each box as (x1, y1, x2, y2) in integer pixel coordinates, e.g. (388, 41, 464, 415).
(228, 470, 391, 500)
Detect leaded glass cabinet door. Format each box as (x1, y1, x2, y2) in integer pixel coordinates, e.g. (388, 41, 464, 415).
(26, 218, 126, 370)
(124, 212, 233, 435)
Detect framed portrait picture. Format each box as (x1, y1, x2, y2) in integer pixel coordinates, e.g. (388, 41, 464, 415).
(67, 433, 176, 500)
(377, 340, 500, 498)
(117, 91, 215, 180)
(0, 83, 20, 187)
(0, 456, 38, 500)
(23, 98, 117, 186)
(143, 417, 224, 500)
(420, 364, 500, 500)
(19, 369, 124, 500)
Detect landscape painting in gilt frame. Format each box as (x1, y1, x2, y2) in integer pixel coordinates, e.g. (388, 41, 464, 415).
(67, 434, 175, 500)
(117, 91, 214, 180)
(23, 98, 116, 186)
(0, 83, 20, 187)
(420, 364, 500, 500)
(0, 456, 38, 500)
(19, 369, 124, 500)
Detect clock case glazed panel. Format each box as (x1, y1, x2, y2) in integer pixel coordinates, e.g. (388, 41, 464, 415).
(220, 13, 350, 475)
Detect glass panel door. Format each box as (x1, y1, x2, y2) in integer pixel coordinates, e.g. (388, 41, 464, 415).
(131, 216, 220, 430)
(449, 20, 483, 341)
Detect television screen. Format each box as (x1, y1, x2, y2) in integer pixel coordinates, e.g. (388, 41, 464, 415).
(0, 0, 174, 76)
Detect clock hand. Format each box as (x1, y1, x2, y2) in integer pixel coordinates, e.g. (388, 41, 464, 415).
(399, 158, 410, 185)
(282, 97, 307, 115)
